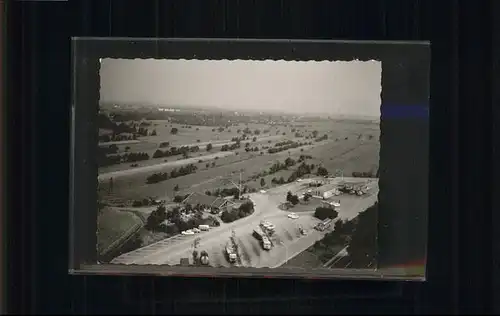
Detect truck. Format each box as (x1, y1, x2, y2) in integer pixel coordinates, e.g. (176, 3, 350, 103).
(253, 226, 272, 250)
(315, 218, 333, 232)
(198, 224, 210, 231)
(260, 220, 275, 235)
(199, 250, 210, 265)
(225, 239, 238, 264)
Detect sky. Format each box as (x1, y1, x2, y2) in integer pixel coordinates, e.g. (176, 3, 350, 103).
(100, 58, 381, 117)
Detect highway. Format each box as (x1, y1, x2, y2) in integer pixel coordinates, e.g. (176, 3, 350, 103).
(111, 178, 378, 268)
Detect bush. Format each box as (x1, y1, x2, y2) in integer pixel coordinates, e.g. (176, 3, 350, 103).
(146, 172, 169, 184)
(316, 166, 329, 177)
(286, 191, 300, 205)
(220, 210, 239, 223)
(220, 201, 254, 223)
(173, 195, 186, 203)
(314, 207, 338, 221)
(145, 205, 168, 230)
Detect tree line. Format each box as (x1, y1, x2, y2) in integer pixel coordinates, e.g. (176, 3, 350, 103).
(267, 141, 308, 154)
(146, 164, 198, 184)
(351, 171, 378, 178)
(152, 145, 200, 159)
(220, 142, 241, 152)
(97, 151, 150, 167)
(314, 134, 328, 142)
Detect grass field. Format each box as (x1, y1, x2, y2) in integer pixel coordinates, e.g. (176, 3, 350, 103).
(98, 119, 380, 203)
(97, 207, 144, 256)
(97, 116, 380, 257)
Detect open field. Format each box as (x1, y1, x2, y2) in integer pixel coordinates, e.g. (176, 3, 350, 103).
(98, 119, 379, 203)
(98, 113, 380, 267)
(97, 207, 144, 256)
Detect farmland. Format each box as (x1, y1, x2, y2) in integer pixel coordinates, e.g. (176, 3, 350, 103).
(98, 112, 379, 202)
(97, 107, 380, 260)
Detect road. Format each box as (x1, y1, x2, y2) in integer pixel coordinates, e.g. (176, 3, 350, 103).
(99, 140, 141, 146)
(179, 134, 285, 149)
(112, 178, 378, 268)
(98, 151, 235, 181)
(98, 134, 292, 181)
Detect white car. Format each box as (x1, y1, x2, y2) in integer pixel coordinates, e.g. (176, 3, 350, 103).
(192, 228, 201, 233)
(329, 201, 341, 208)
(288, 212, 299, 219)
(261, 220, 274, 229)
(181, 230, 195, 235)
(260, 190, 267, 194)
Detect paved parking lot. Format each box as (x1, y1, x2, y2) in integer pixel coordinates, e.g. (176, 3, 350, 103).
(112, 178, 378, 267)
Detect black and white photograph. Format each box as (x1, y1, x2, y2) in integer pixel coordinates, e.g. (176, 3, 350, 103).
(96, 58, 381, 271)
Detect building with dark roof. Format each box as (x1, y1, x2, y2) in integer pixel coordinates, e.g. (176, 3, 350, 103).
(182, 192, 236, 213)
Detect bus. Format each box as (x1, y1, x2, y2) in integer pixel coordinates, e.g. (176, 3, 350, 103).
(253, 226, 272, 250)
(315, 218, 333, 232)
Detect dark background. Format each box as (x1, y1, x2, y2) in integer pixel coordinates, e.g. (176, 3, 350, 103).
(71, 39, 429, 276)
(5, 0, 494, 314)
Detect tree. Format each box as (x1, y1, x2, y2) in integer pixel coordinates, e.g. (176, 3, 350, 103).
(109, 144, 119, 153)
(314, 207, 338, 220)
(151, 129, 157, 136)
(239, 201, 254, 215)
(286, 191, 293, 203)
(252, 137, 257, 142)
(312, 130, 319, 138)
(316, 166, 329, 176)
(174, 184, 179, 191)
(173, 195, 184, 203)
(260, 178, 266, 187)
(303, 193, 312, 202)
(206, 143, 213, 151)
(170, 127, 179, 134)
(145, 204, 168, 230)
(290, 195, 300, 205)
(192, 250, 199, 265)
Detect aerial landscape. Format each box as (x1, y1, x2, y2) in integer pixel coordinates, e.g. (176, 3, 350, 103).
(96, 58, 381, 271)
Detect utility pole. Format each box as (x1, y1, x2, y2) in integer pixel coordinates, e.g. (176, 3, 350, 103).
(226, 169, 243, 199)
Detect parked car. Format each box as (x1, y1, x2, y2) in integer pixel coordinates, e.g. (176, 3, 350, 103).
(288, 212, 299, 219)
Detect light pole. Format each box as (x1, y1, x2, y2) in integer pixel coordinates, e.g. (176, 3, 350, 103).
(225, 169, 244, 199)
